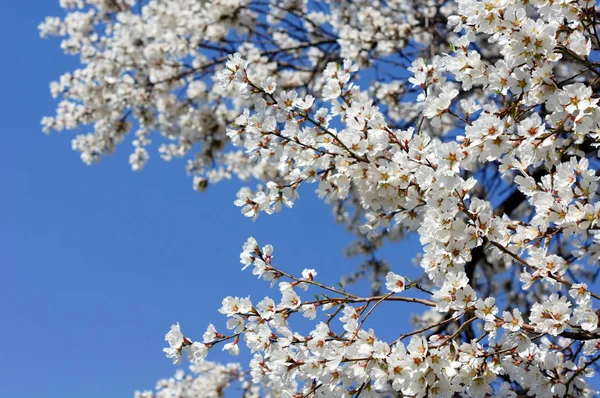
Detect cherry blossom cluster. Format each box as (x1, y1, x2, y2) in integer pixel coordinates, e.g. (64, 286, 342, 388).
(159, 238, 599, 396)
(39, 0, 438, 185)
(134, 361, 250, 398)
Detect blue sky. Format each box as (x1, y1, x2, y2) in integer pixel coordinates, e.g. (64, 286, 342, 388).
(0, 2, 424, 397)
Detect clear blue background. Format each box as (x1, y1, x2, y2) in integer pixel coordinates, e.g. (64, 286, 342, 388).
(0, 2, 423, 397)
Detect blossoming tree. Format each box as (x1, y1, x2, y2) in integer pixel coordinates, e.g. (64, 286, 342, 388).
(41, 0, 600, 396)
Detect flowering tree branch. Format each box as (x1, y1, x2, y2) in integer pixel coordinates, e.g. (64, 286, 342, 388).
(41, 0, 600, 396)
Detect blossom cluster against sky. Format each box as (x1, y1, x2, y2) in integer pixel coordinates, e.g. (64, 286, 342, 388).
(0, 2, 423, 397)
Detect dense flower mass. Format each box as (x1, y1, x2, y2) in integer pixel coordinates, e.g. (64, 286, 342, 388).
(43, 0, 600, 396)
